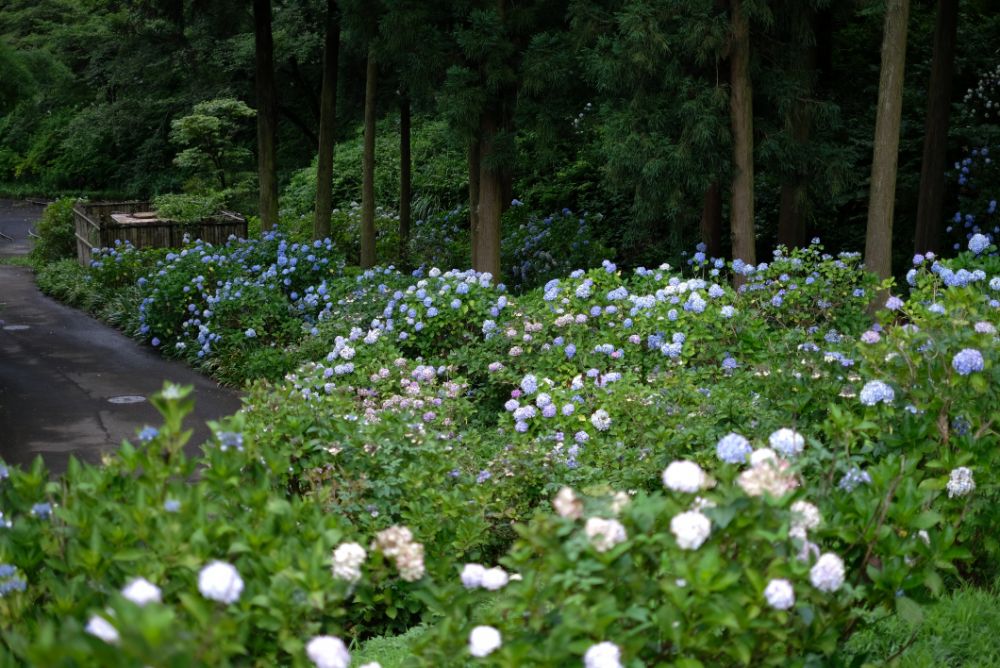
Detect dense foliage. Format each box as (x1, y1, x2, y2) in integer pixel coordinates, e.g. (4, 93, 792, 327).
(3, 1, 999, 270)
(5, 0, 1000, 664)
(12, 228, 1000, 665)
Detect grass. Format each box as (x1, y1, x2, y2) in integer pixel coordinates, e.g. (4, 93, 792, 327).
(846, 582, 1000, 666)
(352, 624, 430, 667)
(0, 255, 33, 266)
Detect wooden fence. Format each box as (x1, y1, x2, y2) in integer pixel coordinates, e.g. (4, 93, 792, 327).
(73, 200, 247, 266)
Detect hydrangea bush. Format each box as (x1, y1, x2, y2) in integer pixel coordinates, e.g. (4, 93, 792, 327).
(15, 233, 999, 664)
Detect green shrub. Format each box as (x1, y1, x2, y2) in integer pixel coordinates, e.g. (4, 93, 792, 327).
(29, 198, 76, 264)
(152, 192, 226, 223)
(0, 385, 360, 666)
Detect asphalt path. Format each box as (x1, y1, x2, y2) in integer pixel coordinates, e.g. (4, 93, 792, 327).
(0, 199, 242, 475)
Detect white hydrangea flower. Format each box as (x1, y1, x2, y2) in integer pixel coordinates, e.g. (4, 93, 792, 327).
(946, 467, 976, 498)
(809, 552, 845, 592)
(661, 460, 707, 493)
(460, 563, 486, 589)
(480, 567, 509, 591)
(374, 526, 425, 581)
(198, 560, 244, 604)
(610, 491, 631, 515)
(121, 577, 162, 606)
(769, 428, 805, 456)
(469, 625, 502, 657)
(670, 511, 711, 550)
(737, 459, 798, 497)
(553, 486, 583, 519)
(750, 448, 777, 467)
(373, 525, 414, 557)
(395, 542, 425, 582)
(331, 542, 367, 583)
(306, 635, 350, 668)
(790, 500, 822, 537)
(585, 517, 627, 553)
(584, 641, 623, 668)
(764, 578, 795, 610)
(85, 615, 119, 645)
(359, 663, 382, 668)
(590, 409, 612, 432)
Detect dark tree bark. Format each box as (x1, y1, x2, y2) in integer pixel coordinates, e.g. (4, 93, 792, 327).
(253, 0, 279, 231)
(475, 110, 502, 280)
(468, 138, 481, 269)
(313, 0, 340, 241)
(914, 0, 959, 255)
(865, 0, 910, 281)
(399, 95, 412, 263)
(700, 181, 723, 258)
(360, 48, 377, 269)
(729, 0, 756, 273)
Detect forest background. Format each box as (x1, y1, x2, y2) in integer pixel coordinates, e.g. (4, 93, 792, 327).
(2, 0, 999, 283)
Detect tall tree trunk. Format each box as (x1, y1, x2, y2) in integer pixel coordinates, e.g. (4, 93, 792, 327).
(914, 0, 958, 255)
(314, 0, 340, 241)
(729, 0, 756, 274)
(253, 0, 279, 231)
(360, 49, 377, 269)
(468, 139, 481, 269)
(865, 0, 910, 281)
(475, 110, 502, 280)
(399, 96, 411, 264)
(700, 181, 723, 257)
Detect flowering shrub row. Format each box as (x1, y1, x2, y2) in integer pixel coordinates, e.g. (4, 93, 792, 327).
(11, 231, 998, 664)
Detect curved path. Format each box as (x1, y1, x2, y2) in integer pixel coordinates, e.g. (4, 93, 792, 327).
(0, 200, 242, 475)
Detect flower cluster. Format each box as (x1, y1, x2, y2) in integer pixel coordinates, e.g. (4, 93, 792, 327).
(372, 526, 425, 582)
(331, 542, 367, 583)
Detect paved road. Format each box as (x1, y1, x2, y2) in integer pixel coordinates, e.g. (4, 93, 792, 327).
(0, 200, 243, 475)
(0, 199, 38, 257)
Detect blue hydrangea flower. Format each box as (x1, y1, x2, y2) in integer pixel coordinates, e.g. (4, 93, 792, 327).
(952, 348, 984, 375)
(969, 233, 991, 255)
(520, 374, 538, 394)
(859, 380, 894, 406)
(30, 502, 52, 519)
(217, 431, 244, 451)
(138, 426, 159, 443)
(838, 467, 871, 492)
(716, 433, 752, 464)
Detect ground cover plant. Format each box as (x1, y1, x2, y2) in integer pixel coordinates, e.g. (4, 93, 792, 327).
(7, 226, 999, 665)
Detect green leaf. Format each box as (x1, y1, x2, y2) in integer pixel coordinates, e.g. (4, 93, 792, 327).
(923, 570, 943, 596)
(911, 511, 942, 530)
(895, 596, 923, 627)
